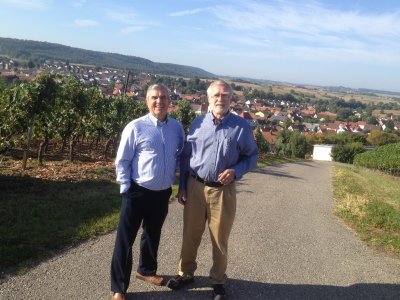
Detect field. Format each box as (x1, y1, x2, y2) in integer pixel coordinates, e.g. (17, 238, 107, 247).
(225, 78, 400, 105)
(372, 109, 400, 118)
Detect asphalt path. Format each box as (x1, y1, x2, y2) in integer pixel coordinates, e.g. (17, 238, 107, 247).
(1, 161, 400, 299)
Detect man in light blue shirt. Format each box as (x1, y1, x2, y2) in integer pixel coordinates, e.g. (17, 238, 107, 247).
(167, 80, 258, 299)
(111, 84, 184, 300)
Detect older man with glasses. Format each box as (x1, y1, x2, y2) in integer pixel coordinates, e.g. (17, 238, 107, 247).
(167, 80, 258, 300)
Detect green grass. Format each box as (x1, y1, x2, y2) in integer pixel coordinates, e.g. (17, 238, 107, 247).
(333, 164, 400, 257)
(0, 175, 121, 273)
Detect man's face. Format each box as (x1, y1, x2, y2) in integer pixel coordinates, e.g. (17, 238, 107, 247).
(209, 85, 232, 118)
(146, 88, 170, 121)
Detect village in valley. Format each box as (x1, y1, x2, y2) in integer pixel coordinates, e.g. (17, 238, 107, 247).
(1, 57, 400, 152)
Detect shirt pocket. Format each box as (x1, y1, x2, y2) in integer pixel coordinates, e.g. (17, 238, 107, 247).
(222, 136, 238, 157)
(140, 140, 156, 153)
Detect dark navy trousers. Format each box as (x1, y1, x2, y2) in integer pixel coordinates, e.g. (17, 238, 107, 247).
(111, 182, 171, 293)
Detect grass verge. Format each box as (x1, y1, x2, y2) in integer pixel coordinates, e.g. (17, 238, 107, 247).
(333, 164, 400, 257)
(0, 175, 121, 275)
(0, 158, 123, 277)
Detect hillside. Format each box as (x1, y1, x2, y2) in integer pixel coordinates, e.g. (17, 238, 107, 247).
(0, 37, 216, 78)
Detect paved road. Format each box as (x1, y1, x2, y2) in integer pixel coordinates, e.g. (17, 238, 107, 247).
(1, 161, 400, 299)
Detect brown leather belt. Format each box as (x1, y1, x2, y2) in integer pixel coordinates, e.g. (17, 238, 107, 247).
(191, 174, 223, 187)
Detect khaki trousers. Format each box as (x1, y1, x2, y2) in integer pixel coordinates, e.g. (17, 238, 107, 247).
(178, 176, 236, 284)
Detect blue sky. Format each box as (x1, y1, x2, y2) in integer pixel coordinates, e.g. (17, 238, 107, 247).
(1, 0, 400, 92)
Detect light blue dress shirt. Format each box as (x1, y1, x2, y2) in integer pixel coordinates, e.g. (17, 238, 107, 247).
(179, 112, 258, 190)
(116, 113, 185, 193)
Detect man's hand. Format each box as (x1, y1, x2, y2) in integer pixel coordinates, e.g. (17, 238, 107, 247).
(177, 190, 187, 205)
(218, 169, 235, 186)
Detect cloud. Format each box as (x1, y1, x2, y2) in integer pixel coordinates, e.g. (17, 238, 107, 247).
(203, 0, 400, 63)
(212, 1, 400, 39)
(0, 0, 49, 10)
(74, 19, 98, 27)
(104, 10, 159, 33)
(211, 1, 400, 38)
(121, 26, 147, 35)
(169, 8, 208, 17)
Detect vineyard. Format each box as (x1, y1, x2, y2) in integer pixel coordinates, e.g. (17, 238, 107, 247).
(354, 142, 400, 176)
(0, 74, 149, 270)
(0, 74, 149, 168)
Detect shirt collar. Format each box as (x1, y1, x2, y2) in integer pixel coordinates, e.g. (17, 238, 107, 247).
(148, 113, 168, 127)
(207, 111, 231, 126)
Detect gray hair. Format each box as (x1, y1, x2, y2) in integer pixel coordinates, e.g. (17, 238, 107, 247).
(146, 83, 170, 100)
(206, 80, 233, 99)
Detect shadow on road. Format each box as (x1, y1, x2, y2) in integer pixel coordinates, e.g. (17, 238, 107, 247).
(251, 160, 332, 179)
(251, 167, 300, 179)
(125, 276, 400, 299)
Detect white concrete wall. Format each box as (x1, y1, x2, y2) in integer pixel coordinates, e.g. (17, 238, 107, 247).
(312, 144, 334, 161)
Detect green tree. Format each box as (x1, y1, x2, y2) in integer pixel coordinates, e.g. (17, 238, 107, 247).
(385, 120, 395, 131)
(289, 130, 307, 158)
(331, 142, 365, 164)
(27, 60, 35, 68)
(169, 100, 196, 133)
(367, 130, 400, 146)
(254, 127, 269, 153)
(275, 129, 291, 156)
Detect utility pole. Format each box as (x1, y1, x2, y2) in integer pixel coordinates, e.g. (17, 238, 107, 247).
(124, 71, 130, 95)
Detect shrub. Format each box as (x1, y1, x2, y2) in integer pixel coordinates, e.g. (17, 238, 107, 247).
(275, 129, 306, 158)
(331, 142, 366, 164)
(289, 130, 307, 158)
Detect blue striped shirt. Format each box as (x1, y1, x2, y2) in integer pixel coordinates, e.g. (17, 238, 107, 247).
(116, 113, 185, 193)
(179, 112, 258, 190)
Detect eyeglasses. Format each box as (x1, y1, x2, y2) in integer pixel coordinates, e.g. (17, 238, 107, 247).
(211, 93, 231, 99)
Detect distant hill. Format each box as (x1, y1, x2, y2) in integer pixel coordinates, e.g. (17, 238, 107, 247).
(0, 37, 216, 78)
(324, 86, 400, 97)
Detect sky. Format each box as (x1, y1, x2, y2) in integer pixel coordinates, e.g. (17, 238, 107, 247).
(1, 0, 400, 93)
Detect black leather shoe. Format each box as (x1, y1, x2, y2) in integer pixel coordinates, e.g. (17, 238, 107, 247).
(212, 284, 226, 299)
(166, 275, 194, 290)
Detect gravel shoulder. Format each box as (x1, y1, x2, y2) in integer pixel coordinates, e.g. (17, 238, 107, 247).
(1, 161, 399, 299)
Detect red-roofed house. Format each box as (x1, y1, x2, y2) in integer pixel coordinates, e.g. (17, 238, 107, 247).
(317, 111, 337, 122)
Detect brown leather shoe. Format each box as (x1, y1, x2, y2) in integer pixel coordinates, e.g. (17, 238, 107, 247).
(135, 272, 165, 286)
(111, 292, 125, 300)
